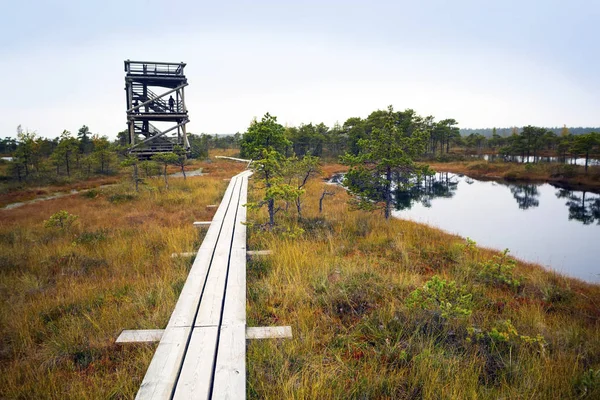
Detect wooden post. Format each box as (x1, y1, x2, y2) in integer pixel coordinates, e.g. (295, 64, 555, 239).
(127, 83, 135, 146)
(181, 86, 190, 149)
(143, 83, 148, 114)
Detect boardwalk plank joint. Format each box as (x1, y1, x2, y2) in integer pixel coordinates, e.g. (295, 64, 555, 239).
(117, 326, 292, 343)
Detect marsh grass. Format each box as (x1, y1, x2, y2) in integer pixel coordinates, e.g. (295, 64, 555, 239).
(246, 173, 600, 399)
(0, 157, 245, 398)
(2, 156, 598, 399)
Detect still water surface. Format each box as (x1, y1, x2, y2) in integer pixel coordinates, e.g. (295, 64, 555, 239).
(392, 173, 599, 283)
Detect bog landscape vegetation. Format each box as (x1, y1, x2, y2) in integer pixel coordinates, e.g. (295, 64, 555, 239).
(1, 108, 599, 398)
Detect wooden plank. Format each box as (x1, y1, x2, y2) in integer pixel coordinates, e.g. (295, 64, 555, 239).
(116, 326, 294, 342)
(137, 175, 241, 399)
(194, 176, 243, 327)
(117, 326, 294, 343)
(170, 252, 196, 258)
(116, 329, 164, 343)
(168, 177, 241, 328)
(245, 326, 293, 340)
(211, 323, 247, 399)
(246, 250, 273, 256)
(193, 221, 211, 227)
(172, 326, 219, 400)
(220, 246, 247, 327)
(136, 171, 252, 399)
(178, 172, 249, 398)
(135, 327, 191, 400)
(211, 173, 249, 398)
(221, 174, 248, 327)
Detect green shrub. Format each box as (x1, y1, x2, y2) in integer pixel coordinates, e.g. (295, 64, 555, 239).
(406, 276, 473, 319)
(478, 249, 521, 290)
(469, 320, 546, 353)
(44, 210, 78, 231)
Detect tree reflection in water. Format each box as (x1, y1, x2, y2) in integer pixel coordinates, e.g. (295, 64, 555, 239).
(556, 189, 600, 225)
(333, 172, 600, 227)
(395, 172, 458, 210)
(509, 184, 540, 210)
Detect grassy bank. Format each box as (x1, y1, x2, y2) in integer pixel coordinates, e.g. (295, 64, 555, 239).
(0, 157, 245, 398)
(246, 172, 600, 398)
(427, 160, 600, 192)
(1, 158, 599, 398)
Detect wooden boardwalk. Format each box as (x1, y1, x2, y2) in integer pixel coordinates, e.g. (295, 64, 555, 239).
(136, 170, 251, 399)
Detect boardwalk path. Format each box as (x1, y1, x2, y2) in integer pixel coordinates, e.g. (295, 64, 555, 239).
(137, 169, 251, 399)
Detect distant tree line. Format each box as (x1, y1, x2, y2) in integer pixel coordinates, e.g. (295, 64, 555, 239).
(201, 120, 600, 164)
(461, 126, 600, 172)
(0, 127, 246, 185)
(4, 116, 598, 186)
(461, 126, 600, 138)
(3, 125, 117, 183)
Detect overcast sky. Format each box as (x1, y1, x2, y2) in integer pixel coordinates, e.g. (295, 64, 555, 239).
(1, 0, 598, 139)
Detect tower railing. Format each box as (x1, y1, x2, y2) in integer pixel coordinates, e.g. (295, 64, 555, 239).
(125, 60, 185, 76)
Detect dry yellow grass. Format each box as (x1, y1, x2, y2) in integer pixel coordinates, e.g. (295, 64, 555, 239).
(0, 156, 245, 399)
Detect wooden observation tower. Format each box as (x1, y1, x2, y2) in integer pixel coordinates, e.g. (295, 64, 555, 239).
(124, 60, 190, 158)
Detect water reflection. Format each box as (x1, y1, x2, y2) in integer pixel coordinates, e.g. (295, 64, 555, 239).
(509, 184, 540, 210)
(395, 172, 458, 209)
(392, 173, 600, 226)
(391, 173, 600, 282)
(556, 189, 600, 225)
